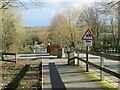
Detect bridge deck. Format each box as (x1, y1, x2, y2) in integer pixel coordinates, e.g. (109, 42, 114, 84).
(42, 53, 109, 89)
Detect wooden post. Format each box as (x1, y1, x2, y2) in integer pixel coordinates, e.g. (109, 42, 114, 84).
(15, 53, 17, 64)
(67, 51, 70, 65)
(86, 46, 89, 72)
(77, 47, 79, 66)
(71, 51, 75, 65)
(1, 54, 4, 60)
(100, 52, 104, 81)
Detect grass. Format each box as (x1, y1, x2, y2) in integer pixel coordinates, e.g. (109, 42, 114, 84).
(77, 66, 118, 89)
(85, 72, 117, 89)
(20, 47, 33, 54)
(38, 81, 42, 88)
(5, 65, 30, 89)
(18, 81, 28, 88)
(100, 81, 118, 90)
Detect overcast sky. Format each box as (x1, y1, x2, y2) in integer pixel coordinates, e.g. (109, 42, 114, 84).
(20, 0, 102, 27)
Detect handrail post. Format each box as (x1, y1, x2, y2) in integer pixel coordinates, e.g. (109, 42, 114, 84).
(67, 50, 75, 65)
(77, 47, 79, 66)
(15, 53, 17, 64)
(100, 52, 104, 81)
(67, 51, 70, 65)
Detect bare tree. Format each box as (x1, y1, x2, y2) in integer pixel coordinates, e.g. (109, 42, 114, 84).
(106, 1, 120, 52)
(49, 9, 82, 48)
(78, 6, 102, 51)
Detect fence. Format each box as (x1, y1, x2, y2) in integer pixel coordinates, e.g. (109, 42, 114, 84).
(67, 49, 120, 81)
(1, 53, 17, 63)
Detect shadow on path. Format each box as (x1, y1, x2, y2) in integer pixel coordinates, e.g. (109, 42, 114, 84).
(49, 63, 66, 89)
(4, 65, 30, 89)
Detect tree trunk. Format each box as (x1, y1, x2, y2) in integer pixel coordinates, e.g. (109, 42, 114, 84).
(118, 2, 120, 53)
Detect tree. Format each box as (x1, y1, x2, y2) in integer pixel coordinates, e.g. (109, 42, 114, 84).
(48, 9, 83, 48)
(101, 1, 119, 52)
(78, 5, 102, 51)
(106, 1, 120, 52)
(1, 5, 25, 52)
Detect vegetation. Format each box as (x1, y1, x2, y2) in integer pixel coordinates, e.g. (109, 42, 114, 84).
(0, 1, 119, 89)
(77, 66, 117, 89)
(48, 9, 83, 48)
(0, 1, 119, 53)
(48, 1, 120, 53)
(0, 2, 25, 53)
(20, 46, 33, 54)
(24, 26, 49, 46)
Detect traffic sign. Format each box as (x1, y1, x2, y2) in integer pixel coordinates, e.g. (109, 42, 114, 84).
(84, 40, 92, 46)
(81, 29, 94, 40)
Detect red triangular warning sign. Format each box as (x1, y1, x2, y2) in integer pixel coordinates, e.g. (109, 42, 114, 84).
(81, 29, 94, 40)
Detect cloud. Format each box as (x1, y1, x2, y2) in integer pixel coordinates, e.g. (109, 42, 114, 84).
(19, 0, 101, 2)
(68, 3, 81, 8)
(21, 1, 102, 27)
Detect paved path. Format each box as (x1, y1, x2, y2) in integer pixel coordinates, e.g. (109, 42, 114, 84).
(42, 53, 109, 89)
(76, 53, 119, 88)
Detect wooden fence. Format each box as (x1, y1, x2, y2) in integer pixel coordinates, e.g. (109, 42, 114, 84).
(67, 50, 120, 81)
(1, 53, 17, 63)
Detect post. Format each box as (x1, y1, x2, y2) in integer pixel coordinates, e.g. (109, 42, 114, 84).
(100, 52, 104, 81)
(15, 53, 17, 64)
(71, 51, 75, 65)
(67, 51, 70, 65)
(1, 54, 4, 60)
(77, 47, 79, 66)
(86, 46, 89, 72)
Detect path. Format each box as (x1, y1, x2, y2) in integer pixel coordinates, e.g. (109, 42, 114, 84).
(42, 53, 109, 89)
(76, 53, 120, 88)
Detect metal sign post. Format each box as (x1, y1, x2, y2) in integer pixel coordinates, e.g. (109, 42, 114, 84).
(81, 29, 94, 72)
(86, 46, 89, 72)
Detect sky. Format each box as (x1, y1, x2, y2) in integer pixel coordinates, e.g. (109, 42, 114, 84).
(20, 0, 102, 27)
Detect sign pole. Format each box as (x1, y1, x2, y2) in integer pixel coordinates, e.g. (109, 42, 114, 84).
(86, 46, 89, 72)
(81, 29, 94, 72)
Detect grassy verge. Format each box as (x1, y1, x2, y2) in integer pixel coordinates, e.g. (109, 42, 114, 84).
(76, 66, 118, 89)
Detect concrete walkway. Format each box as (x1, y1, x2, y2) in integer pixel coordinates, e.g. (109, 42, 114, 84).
(42, 54, 110, 89)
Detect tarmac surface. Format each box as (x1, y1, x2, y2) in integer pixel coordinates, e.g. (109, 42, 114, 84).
(42, 53, 110, 89)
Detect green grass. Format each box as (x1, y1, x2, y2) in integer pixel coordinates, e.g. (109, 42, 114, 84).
(77, 66, 117, 89)
(5, 65, 30, 89)
(18, 81, 28, 88)
(20, 47, 33, 54)
(100, 81, 118, 90)
(38, 81, 42, 88)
